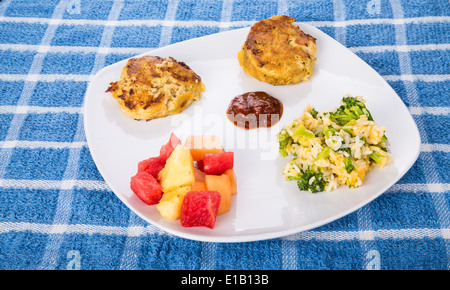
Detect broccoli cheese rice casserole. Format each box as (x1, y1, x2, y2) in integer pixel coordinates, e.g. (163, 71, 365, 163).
(278, 95, 391, 193)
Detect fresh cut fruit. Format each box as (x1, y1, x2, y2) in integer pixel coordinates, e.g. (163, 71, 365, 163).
(156, 186, 191, 221)
(194, 168, 206, 182)
(192, 180, 206, 191)
(196, 160, 204, 171)
(184, 135, 224, 161)
(205, 174, 232, 215)
(130, 133, 237, 230)
(192, 169, 206, 191)
(159, 133, 182, 162)
(138, 156, 165, 179)
(180, 191, 221, 229)
(130, 171, 162, 205)
(224, 169, 237, 195)
(203, 151, 234, 175)
(158, 144, 195, 192)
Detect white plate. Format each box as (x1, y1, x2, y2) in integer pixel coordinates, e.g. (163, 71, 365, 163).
(84, 23, 421, 243)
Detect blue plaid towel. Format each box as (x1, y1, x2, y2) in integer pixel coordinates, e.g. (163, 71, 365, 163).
(0, 0, 448, 270)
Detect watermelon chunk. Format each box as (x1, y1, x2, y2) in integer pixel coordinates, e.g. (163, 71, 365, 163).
(180, 191, 221, 229)
(203, 151, 234, 175)
(137, 156, 165, 179)
(159, 133, 182, 162)
(130, 171, 162, 205)
(195, 159, 204, 172)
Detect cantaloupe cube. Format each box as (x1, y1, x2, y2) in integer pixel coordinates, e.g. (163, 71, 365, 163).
(184, 135, 224, 161)
(158, 145, 195, 192)
(205, 174, 232, 215)
(224, 169, 237, 195)
(192, 169, 206, 191)
(192, 180, 206, 191)
(156, 186, 191, 221)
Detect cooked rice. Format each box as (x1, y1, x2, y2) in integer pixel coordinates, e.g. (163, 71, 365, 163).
(279, 95, 391, 192)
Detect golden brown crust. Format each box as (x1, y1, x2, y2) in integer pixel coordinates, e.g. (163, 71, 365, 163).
(238, 15, 317, 85)
(106, 55, 205, 121)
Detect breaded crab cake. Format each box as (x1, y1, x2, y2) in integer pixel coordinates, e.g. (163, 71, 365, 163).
(237, 15, 317, 85)
(106, 55, 205, 121)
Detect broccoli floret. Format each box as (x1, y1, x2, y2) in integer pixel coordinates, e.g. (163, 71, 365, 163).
(329, 96, 373, 125)
(289, 169, 326, 193)
(339, 147, 351, 155)
(342, 128, 355, 136)
(344, 157, 355, 173)
(379, 146, 388, 152)
(293, 125, 315, 138)
(277, 130, 292, 157)
(310, 107, 319, 118)
(292, 124, 315, 146)
(315, 147, 330, 160)
(323, 127, 337, 138)
(369, 151, 383, 164)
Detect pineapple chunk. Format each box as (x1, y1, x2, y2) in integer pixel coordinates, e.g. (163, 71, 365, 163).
(156, 186, 191, 221)
(158, 145, 195, 192)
